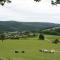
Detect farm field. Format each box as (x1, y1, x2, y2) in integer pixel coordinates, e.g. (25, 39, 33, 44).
(0, 35, 60, 60)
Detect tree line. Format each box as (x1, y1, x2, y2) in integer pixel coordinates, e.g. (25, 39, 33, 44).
(0, 31, 60, 44)
(0, 31, 45, 41)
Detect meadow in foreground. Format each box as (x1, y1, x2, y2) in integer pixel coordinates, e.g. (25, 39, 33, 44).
(0, 35, 60, 60)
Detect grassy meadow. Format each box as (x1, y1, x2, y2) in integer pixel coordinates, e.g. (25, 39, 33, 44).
(0, 35, 60, 60)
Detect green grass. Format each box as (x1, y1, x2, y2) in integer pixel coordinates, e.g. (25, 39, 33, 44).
(0, 35, 60, 60)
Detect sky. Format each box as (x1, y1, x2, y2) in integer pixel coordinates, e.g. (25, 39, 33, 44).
(0, 0, 60, 23)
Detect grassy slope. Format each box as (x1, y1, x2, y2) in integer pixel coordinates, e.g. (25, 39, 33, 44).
(42, 26, 60, 33)
(0, 35, 60, 60)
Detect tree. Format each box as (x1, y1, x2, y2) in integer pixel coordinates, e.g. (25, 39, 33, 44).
(0, 34, 5, 43)
(51, 0, 60, 5)
(34, 0, 41, 2)
(34, 0, 60, 5)
(39, 33, 45, 40)
(0, 0, 11, 6)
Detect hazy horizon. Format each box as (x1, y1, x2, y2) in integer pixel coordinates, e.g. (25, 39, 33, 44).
(0, 20, 60, 24)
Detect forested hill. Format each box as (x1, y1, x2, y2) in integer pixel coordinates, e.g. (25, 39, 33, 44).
(42, 25, 60, 35)
(0, 21, 58, 32)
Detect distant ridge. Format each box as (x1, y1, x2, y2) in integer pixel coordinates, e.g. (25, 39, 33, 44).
(0, 21, 58, 32)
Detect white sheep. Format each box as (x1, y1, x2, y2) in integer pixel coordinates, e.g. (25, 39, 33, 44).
(43, 49, 48, 53)
(39, 49, 48, 53)
(50, 50, 55, 53)
(39, 49, 55, 53)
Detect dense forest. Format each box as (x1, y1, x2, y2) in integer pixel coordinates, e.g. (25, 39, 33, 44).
(0, 21, 58, 32)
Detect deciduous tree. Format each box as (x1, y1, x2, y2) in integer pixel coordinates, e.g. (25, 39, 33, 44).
(0, 0, 11, 6)
(39, 33, 45, 40)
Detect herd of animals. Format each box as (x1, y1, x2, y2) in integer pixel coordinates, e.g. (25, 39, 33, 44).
(39, 49, 56, 53)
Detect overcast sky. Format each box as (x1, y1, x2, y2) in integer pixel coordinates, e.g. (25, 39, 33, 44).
(0, 0, 60, 23)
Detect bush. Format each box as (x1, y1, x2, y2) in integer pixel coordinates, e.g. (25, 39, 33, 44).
(52, 39, 60, 44)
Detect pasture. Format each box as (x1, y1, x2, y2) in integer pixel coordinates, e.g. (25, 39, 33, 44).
(0, 35, 60, 60)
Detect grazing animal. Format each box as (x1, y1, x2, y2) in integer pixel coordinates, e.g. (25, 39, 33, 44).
(39, 49, 43, 52)
(39, 49, 55, 53)
(21, 51, 25, 53)
(15, 50, 19, 53)
(43, 49, 48, 53)
(39, 49, 48, 53)
(49, 50, 55, 53)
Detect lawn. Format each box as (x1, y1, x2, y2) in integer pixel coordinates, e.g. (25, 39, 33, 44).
(0, 35, 60, 60)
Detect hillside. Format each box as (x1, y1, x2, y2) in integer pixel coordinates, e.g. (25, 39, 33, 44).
(42, 26, 60, 35)
(0, 21, 58, 32)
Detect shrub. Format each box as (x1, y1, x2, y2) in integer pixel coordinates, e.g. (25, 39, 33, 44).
(52, 39, 60, 44)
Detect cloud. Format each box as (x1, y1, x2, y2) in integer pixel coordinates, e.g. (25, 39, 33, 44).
(0, 0, 60, 23)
